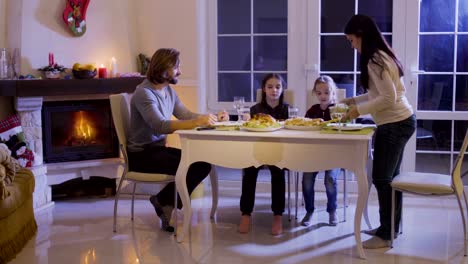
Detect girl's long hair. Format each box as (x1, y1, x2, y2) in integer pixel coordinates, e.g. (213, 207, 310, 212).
(344, 14, 404, 91)
(260, 73, 286, 105)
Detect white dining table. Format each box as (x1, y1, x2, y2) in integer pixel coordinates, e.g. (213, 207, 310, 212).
(174, 128, 374, 259)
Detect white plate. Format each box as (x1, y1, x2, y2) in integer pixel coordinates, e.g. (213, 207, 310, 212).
(284, 125, 322, 131)
(242, 126, 282, 132)
(328, 123, 364, 131)
(213, 121, 242, 127)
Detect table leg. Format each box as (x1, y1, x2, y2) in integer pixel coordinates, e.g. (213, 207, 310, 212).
(175, 164, 190, 243)
(355, 165, 369, 259)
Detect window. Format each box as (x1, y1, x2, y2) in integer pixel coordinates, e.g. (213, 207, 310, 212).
(214, 0, 287, 110)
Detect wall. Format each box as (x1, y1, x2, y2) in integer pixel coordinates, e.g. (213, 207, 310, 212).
(0, 0, 6, 48)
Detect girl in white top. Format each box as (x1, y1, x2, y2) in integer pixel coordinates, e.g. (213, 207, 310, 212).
(343, 14, 416, 249)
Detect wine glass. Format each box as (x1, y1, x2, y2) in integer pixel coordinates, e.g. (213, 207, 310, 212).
(233, 96, 245, 122)
(330, 104, 348, 133)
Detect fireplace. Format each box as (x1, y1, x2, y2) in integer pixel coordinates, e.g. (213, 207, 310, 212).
(42, 99, 119, 163)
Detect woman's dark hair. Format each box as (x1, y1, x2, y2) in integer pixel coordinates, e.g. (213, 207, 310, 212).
(344, 14, 404, 90)
(260, 73, 286, 105)
(147, 48, 180, 84)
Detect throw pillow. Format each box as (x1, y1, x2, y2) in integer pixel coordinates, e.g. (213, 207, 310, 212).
(0, 114, 34, 167)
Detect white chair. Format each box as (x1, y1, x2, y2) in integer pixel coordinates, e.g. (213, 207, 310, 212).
(391, 129, 468, 255)
(110, 93, 177, 232)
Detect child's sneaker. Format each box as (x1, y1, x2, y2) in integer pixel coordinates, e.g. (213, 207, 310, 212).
(149, 195, 175, 232)
(300, 212, 313, 227)
(329, 211, 338, 226)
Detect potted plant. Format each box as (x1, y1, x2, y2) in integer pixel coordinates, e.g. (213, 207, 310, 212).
(38, 63, 67, 79)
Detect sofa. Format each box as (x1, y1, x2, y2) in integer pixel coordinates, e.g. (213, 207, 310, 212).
(0, 148, 37, 264)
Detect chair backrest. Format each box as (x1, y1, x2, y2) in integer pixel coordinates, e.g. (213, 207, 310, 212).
(307, 88, 346, 106)
(256, 89, 295, 106)
(452, 129, 468, 195)
(109, 93, 132, 166)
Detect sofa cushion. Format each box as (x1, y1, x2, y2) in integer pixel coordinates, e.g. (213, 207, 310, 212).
(0, 169, 35, 219)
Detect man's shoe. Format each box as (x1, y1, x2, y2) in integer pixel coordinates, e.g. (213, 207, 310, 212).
(362, 227, 399, 238)
(329, 211, 338, 226)
(300, 212, 313, 227)
(362, 236, 391, 249)
(149, 195, 175, 232)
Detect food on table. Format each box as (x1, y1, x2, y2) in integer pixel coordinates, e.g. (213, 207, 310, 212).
(285, 117, 325, 127)
(242, 113, 281, 129)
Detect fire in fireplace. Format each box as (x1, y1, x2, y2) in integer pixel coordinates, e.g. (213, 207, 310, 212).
(42, 99, 119, 163)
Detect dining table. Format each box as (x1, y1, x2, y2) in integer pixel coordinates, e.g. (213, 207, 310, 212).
(174, 125, 374, 259)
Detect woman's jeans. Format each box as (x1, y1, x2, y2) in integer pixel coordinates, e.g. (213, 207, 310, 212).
(373, 115, 416, 240)
(302, 169, 340, 214)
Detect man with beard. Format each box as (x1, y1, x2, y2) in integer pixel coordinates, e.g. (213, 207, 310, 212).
(127, 48, 229, 232)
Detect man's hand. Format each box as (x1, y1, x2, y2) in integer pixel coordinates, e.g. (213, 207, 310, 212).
(217, 110, 229, 122)
(196, 114, 217, 127)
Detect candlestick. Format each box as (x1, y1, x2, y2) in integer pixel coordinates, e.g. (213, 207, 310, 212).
(98, 64, 107, 78)
(48, 52, 54, 66)
(110, 57, 117, 78)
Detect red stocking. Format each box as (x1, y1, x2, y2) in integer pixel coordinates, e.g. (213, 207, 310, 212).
(62, 0, 91, 37)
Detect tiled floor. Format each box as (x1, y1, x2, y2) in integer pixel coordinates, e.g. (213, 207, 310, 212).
(9, 182, 468, 264)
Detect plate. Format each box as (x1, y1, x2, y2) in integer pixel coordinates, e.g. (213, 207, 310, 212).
(213, 121, 242, 127)
(242, 126, 282, 132)
(284, 125, 322, 131)
(328, 123, 364, 131)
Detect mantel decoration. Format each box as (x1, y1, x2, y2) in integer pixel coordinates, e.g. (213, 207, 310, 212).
(62, 0, 91, 37)
(38, 53, 66, 79)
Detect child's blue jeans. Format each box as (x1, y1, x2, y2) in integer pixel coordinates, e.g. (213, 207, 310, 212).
(302, 168, 340, 214)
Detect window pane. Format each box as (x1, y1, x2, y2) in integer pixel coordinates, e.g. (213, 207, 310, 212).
(418, 75, 453, 111)
(218, 0, 251, 34)
(358, 0, 393, 32)
(416, 119, 451, 152)
(456, 75, 468, 111)
(253, 73, 287, 102)
(419, 35, 454, 72)
(457, 35, 468, 72)
(416, 153, 451, 174)
(326, 74, 355, 98)
(321, 0, 355, 33)
(254, 36, 287, 71)
(218, 37, 251, 71)
(420, 0, 455, 32)
(356, 74, 365, 96)
(460, 0, 468, 32)
(254, 0, 287, 33)
(454, 121, 468, 151)
(218, 73, 251, 102)
(321, 36, 354, 71)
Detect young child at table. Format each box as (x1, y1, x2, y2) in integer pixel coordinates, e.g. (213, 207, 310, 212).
(238, 73, 289, 235)
(301, 75, 341, 227)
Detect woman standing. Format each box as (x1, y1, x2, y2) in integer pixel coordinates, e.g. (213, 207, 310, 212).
(342, 15, 416, 248)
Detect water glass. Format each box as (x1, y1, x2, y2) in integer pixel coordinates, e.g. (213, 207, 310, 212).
(288, 106, 299, 119)
(239, 107, 251, 121)
(233, 96, 245, 121)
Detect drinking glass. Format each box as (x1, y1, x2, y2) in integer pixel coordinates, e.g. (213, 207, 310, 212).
(233, 96, 245, 122)
(288, 106, 299, 119)
(239, 107, 251, 122)
(330, 104, 348, 133)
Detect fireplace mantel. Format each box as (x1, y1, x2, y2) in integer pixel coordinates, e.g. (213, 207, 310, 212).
(0, 77, 145, 97)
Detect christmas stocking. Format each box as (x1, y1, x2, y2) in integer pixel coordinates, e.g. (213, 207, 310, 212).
(62, 0, 91, 37)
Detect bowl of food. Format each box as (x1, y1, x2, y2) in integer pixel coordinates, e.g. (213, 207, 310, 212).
(72, 69, 97, 79)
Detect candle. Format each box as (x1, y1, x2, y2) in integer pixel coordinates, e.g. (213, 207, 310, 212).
(98, 64, 107, 78)
(110, 57, 117, 78)
(48, 52, 54, 66)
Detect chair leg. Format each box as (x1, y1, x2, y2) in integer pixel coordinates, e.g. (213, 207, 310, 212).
(400, 195, 403, 234)
(343, 169, 347, 222)
(390, 188, 395, 248)
(174, 181, 178, 236)
(287, 170, 291, 221)
(131, 182, 137, 220)
(294, 172, 299, 220)
(209, 166, 219, 219)
(113, 177, 125, 232)
(456, 194, 468, 256)
(463, 190, 468, 238)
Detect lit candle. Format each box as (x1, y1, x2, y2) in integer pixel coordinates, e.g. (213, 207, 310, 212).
(110, 57, 117, 78)
(98, 64, 107, 78)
